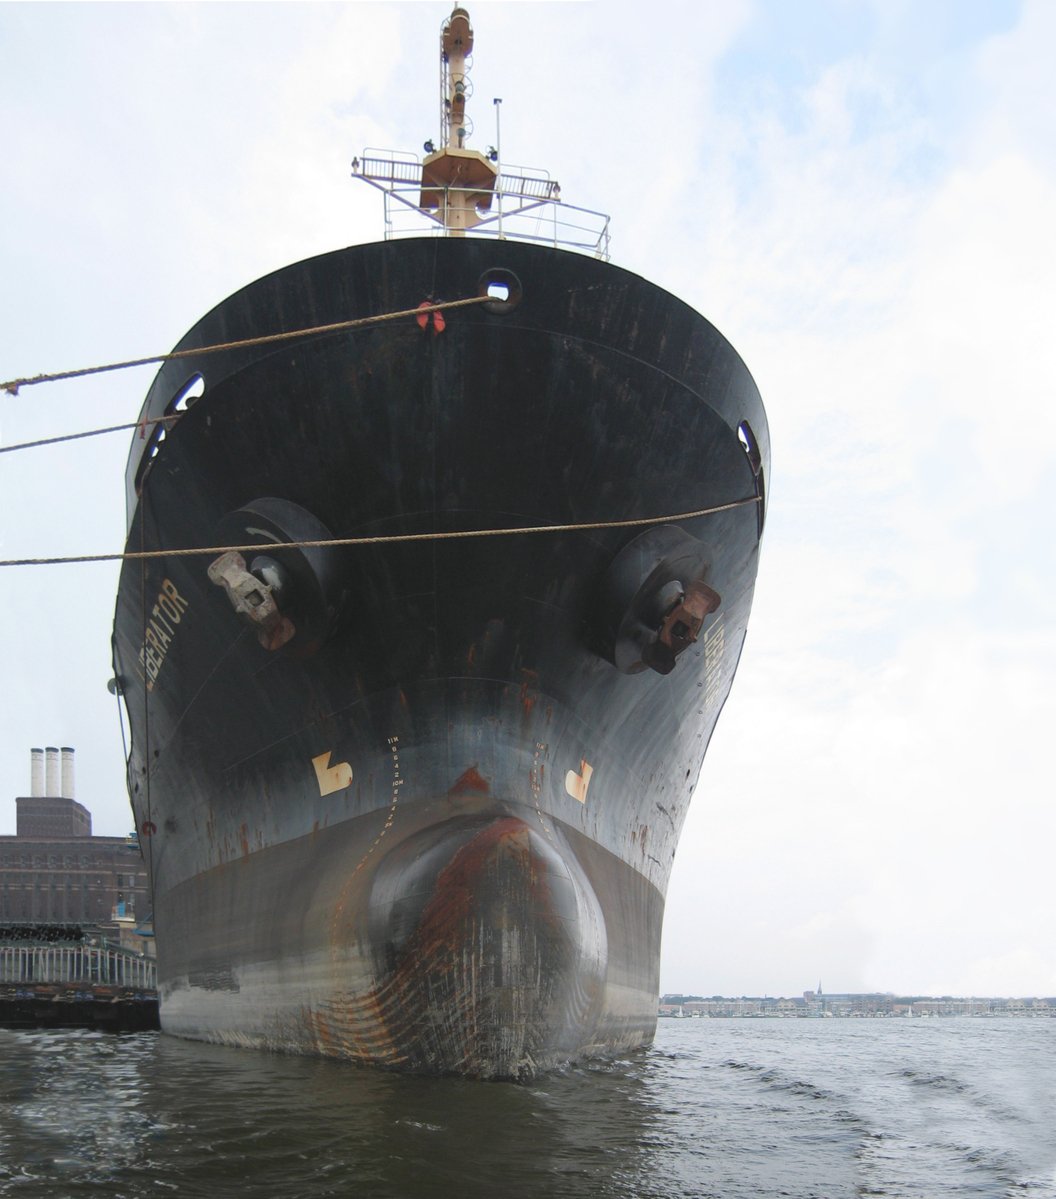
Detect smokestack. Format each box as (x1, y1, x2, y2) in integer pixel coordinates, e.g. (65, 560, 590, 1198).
(30, 748, 44, 798)
(45, 747, 60, 797)
(60, 747, 75, 799)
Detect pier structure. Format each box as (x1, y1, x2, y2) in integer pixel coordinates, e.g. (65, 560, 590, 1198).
(0, 937, 156, 989)
(0, 924, 158, 1031)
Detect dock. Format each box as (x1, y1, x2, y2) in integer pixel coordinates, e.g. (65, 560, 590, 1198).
(0, 925, 158, 1032)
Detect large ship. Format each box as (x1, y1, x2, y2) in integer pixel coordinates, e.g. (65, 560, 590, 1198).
(111, 8, 769, 1079)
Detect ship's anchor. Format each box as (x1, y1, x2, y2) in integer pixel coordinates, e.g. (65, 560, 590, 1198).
(643, 578, 721, 675)
(207, 497, 347, 654)
(594, 525, 720, 676)
(207, 551, 296, 650)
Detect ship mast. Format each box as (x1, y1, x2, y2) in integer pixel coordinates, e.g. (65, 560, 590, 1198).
(352, 6, 610, 258)
(419, 7, 498, 234)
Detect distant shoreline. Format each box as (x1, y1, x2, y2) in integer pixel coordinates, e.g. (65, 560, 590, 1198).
(659, 993, 1054, 1018)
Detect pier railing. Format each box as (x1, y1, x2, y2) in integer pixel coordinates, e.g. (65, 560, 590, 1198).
(0, 943, 156, 990)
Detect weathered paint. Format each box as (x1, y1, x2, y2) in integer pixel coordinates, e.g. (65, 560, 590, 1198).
(113, 236, 768, 1079)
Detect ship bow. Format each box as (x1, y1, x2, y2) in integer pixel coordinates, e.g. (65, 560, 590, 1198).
(318, 815, 607, 1079)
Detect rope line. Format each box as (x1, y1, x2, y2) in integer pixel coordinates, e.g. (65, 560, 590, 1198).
(0, 414, 180, 455)
(0, 496, 761, 569)
(1, 295, 492, 396)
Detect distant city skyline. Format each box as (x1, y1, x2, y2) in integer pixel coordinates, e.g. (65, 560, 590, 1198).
(659, 992, 1055, 1018)
(662, 989, 1056, 1001)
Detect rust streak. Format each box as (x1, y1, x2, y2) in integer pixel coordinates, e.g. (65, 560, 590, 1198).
(519, 670, 539, 715)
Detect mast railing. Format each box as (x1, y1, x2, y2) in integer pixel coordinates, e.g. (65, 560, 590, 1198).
(353, 151, 611, 260)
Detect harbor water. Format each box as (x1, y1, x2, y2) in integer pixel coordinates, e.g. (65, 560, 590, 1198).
(1, 1017, 1053, 1197)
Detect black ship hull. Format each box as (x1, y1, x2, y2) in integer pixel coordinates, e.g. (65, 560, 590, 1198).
(112, 237, 768, 1078)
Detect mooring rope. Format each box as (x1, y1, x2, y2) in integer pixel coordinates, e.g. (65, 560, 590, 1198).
(0, 414, 181, 455)
(1, 295, 492, 396)
(0, 497, 761, 570)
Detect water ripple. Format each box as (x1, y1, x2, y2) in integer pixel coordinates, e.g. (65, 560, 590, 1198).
(0, 1020, 1053, 1197)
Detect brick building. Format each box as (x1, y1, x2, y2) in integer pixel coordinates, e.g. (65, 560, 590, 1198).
(0, 747, 150, 927)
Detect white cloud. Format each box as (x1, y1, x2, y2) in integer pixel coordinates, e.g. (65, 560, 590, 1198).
(663, 0, 1056, 996)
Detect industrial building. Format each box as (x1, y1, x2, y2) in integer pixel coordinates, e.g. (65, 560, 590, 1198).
(0, 747, 150, 927)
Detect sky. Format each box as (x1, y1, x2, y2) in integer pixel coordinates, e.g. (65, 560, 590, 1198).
(1, 0, 1053, 1000)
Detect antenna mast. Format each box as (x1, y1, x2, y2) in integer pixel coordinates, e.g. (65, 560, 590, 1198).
(419, 7, 498, 234)
(351, 5, 611, 258)
(441, 6, 472, 149)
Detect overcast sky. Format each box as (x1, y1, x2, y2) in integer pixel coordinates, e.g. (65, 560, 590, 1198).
(1, 0, 1053, 1000)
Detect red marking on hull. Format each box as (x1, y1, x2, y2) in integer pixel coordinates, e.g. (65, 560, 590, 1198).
(447, 766, 490, 797)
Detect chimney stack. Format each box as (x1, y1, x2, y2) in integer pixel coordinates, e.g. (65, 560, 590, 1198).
(30, 748, 44, 797)
(60, 746, 75, 799)
(45, 746, 60, 797)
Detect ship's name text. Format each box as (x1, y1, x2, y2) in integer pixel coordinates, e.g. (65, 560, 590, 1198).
(139, 579, 190, 691)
